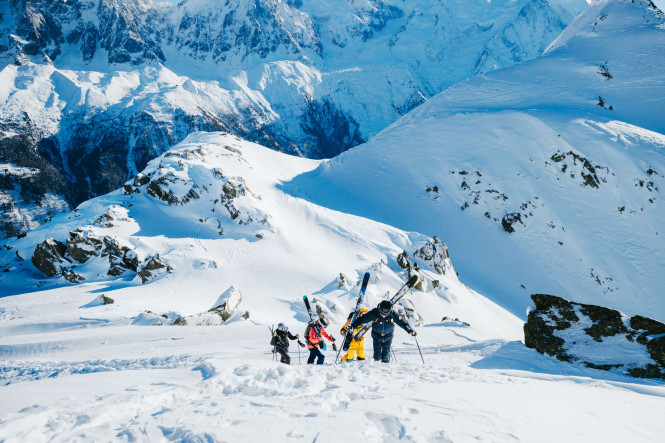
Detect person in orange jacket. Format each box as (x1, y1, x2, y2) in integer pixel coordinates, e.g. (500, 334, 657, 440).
(305, 318, 336, 364)
(340, 307, 368, 361)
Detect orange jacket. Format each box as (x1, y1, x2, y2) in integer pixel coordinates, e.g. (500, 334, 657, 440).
(306, 323, 334, 349)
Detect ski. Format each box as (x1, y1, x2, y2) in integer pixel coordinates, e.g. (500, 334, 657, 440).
(353, 274, 421, 341)
(342, 272, 371, 351)
(303, 295, 315, 323)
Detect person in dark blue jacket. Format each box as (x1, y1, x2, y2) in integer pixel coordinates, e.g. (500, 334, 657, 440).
(350, 300, 416, 363)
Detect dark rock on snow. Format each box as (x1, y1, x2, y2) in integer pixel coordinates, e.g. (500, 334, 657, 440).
(524, 294, 665, 379)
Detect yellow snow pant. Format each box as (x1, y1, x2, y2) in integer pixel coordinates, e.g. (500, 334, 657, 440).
(341, 336, 365, 361)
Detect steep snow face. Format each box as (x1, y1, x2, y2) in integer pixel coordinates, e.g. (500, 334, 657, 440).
(282, 0, 665, 321)
(0, 0, 587, 237)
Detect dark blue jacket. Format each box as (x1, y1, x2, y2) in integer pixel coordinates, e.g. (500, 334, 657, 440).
(351, 308, 413, 338)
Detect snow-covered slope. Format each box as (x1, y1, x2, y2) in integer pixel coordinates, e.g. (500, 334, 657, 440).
(2, 132, 665, 441)
(0, 0, 589, 238)
(283, 0, 665, 321)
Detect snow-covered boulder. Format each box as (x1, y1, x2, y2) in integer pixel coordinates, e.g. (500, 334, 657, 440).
(209, 286, 243, 322)
(524, 294, 665, 379)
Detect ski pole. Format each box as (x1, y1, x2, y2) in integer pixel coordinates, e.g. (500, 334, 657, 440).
(335, 336, 346, 363)
(391, 347, 397, 362)
(415, 336, 425, 365)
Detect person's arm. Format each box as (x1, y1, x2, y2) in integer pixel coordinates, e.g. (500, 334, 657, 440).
(350, 309, 376, 330)
(288, 331, 299, 340)
(340, 317, 352, 335)
(321, 328, 335, 342)
(393, 314, 414, 334)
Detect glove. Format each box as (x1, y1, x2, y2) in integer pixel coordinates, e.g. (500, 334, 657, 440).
(332, 343, 338, 352)
(298, 341, 305, 347)
(410, 330, 417, 336)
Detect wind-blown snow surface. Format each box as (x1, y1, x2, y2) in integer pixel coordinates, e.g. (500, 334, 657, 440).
(1, 132, 665, 441)
(284, 0, 665, 322)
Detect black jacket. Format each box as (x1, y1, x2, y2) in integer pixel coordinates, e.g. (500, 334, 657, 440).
(271, 329, 298, 350)
(350, 308, 413, 338)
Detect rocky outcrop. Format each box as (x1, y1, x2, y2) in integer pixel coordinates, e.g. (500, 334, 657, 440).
(31, 238, 69, 277)
(29, 217, 168, 284)
(137, 255, 172, 284)
(66, 229, 103, 263)
(123, 143, 270, 236)
(524, 294, 665, 379)
(395, 236, 455, 291)
(413, 236, 453, 276)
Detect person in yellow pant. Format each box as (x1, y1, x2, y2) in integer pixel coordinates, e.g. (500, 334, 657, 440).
(340, 307, 368, 361)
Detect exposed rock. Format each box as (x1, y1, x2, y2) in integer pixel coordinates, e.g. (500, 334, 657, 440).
(137, 255, 172, 283)
(524, 294, 665, 379)
(31, 238, 69, 277)
(413, 236, 453, 275)
(338, 273, 350, 289)
(396, 250, 410, 270)
(102, 295, 115, 305)
(61, 267, 85, 284)
(313, 299, 332, 326)
(66, 229, 103, 263)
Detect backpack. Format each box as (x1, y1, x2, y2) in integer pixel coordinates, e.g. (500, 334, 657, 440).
(305, 323, 320, 345)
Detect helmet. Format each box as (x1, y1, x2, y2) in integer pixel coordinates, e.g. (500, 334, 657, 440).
(378, 300, 392, 316)
(317, 317, 329, 328)
(277, 322, 287, 332)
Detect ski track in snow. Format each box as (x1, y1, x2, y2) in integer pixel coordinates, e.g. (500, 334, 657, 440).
(0, 355, 203, 385)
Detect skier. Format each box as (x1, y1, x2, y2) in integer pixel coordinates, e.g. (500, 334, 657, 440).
(305, 318, 336, 364)
(270, 323, 302, 365)
(339, 307, 369, 361)
(350, 300, 416, 363)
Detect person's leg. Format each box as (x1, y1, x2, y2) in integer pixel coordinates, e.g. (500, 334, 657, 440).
(373, 336, 382, 361)
(357, 337, 366, 360)
(316, 348, 325, 364)
(307, 348, 317, 364)
(381, 337, 392, 363)
(279, 350, 291, 365)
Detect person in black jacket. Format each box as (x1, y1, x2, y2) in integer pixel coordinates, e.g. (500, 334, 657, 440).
(350, 300, 416, 363)
(271, 323, 302, 365)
